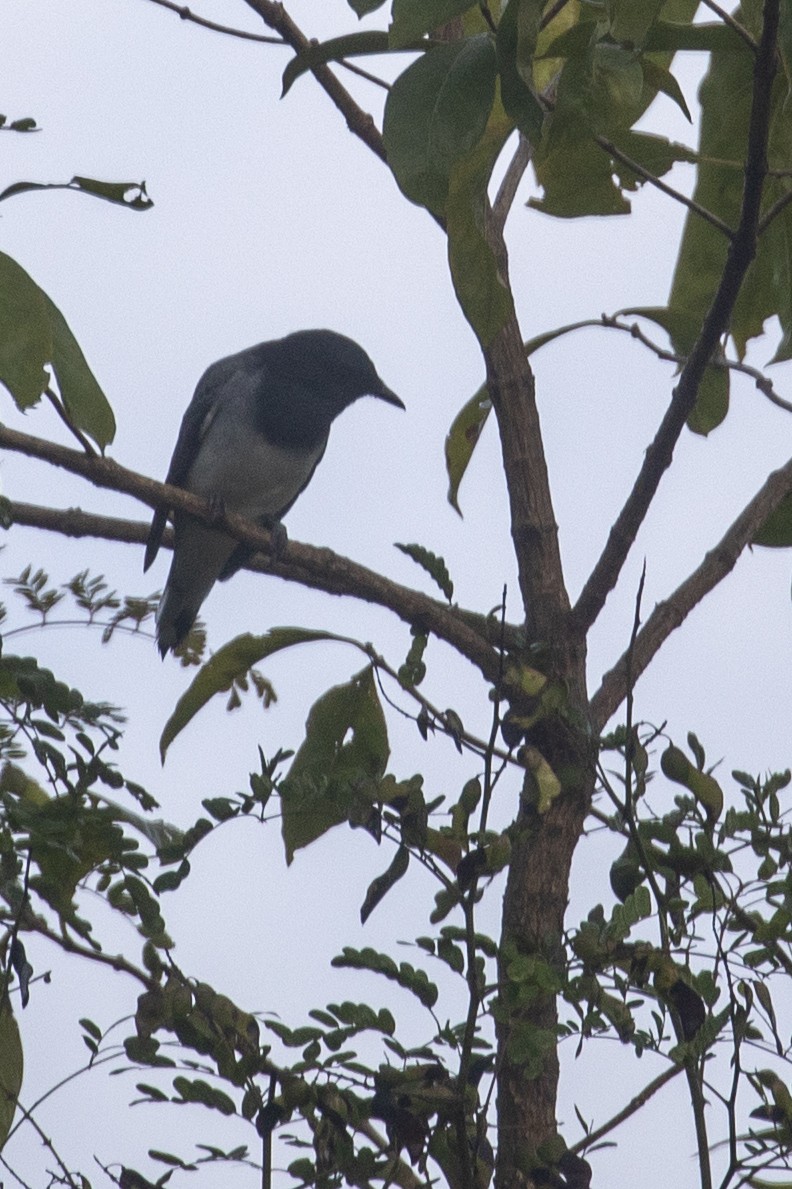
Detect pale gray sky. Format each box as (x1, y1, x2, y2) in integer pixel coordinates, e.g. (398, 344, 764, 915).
(3, 2, 792, 1185)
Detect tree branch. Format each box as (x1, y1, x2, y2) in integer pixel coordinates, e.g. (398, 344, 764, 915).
(242, 0, 387, 162)
(573, 0, 781, 638)
(569, 1062, 683, 1154)
(140, 0, 284, 44)
(0, 423, 502, 681)
(589, 452, 792, 730)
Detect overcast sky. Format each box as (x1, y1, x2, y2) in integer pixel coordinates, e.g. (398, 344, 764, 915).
(3, 2, 792, 1185)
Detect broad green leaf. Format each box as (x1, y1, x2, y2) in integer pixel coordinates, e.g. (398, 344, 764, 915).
(753, 493, 792, 548)
(394, 542, 454, 601)
(389, 0, 479, 48)
(497, 0, 545, 143)
(383, 36, 498, 216)
(667, 5, 792, 397)
(606, 0, 665, 45)
(610, 130, 698, 187)
(0, 1002, 23, 1148)
(542, 19, 741, 58)
(0, 251, 115, 448)
(280, 666, 389, 863)
(444, 381, 492, 513)
(281, 31, 392, 96)
(159, 628, 345, 758)
(0, 176, 152, 211)
(446, 82, 515, 345)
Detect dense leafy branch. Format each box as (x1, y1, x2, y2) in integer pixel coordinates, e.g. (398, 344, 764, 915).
(572, 0, 781, 638)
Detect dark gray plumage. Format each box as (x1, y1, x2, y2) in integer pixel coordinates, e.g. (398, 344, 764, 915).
(144, 329, 403, 656)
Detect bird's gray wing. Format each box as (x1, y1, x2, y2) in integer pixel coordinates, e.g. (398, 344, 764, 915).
(143, 363, 228, 572)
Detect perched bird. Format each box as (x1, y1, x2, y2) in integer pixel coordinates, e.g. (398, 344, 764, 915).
(144, 329, 404, 656)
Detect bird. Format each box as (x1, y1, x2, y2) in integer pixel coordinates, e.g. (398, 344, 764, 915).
(144, 328, 404, 656)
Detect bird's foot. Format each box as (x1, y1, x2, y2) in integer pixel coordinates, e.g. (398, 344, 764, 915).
(263, 518, 288, 559)
(207, 494, 226, 525)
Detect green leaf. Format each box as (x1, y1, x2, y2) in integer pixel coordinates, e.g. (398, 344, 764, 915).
(159, 628, 344, 758)
(640, 58, 691, 122)
(280, 666, 389, 863)
(0, 251, 115, 448)
(606, 0, 666, 46)
(666, 14, 792, 379)
(348, 0, 388, 15)
(496, 0, 545, 143)
(394, 542, 454, 601)
(281, 31, 392, 96)
(444, 381, 492, 514)
(331, 946, 438, 1008)
(360, 845, 410, 923)
(0, 1002, 23, 1148)
(383, 36, 498, 217)
(389, 0, 479, 48)
(0, 176, 152, 211)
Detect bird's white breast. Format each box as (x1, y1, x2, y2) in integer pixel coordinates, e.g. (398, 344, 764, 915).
(185, 386, 325, 520)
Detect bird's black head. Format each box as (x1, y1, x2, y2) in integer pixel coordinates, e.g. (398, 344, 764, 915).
(275, 329, 404, 413)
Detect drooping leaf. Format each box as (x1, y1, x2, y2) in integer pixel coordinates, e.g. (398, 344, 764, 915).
(280, 667, 389, 863)
(444, 381, 492, 514)
(347, 0, 387, 15)
(394, 542, 454, 601)
(496, 0, 545, 143)
(159, 628, 345, 758)
(332, 946, 438, 1008)
(0, 251, 115, 448)
(0, 1001, 23, 1148)
(383, 35, 498, 217)
(0, 176, 152, 211)
(360, 845, 410, 923)
(389, 0, 479, 48)
(281, 31, 392, 96)
(445, 82, 515, 345)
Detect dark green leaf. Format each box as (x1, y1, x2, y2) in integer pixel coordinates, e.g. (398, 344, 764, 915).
(0, 251, 115, 447)
(348, 0, 387, 14)
(389, 0, 479, 47)
(606, 0, 665, 46)
(360, 845, 410, 923)
(0, 1003, 23, 1147)
(0, 176, 152, 210)
(281, 31, 392, 96)
(640, 58, 691, 122)
(159, 628, 344, 758)
(332, 946, 438, 1008)
(496, 0, 545, 142)
(280, 667, 389, 863)
(394, 542, 454, 601)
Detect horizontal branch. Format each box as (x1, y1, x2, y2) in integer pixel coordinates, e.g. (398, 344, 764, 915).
(589, 453, 792, 730)
(0, 421, 502, 680)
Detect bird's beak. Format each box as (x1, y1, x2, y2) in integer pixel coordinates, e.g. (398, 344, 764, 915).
(374, 382, 405, 410)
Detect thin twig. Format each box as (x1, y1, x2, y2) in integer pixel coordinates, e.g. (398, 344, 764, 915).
(700, 0, 758, 49)
(596, 134, 735, 240)
(140, 0, 284, 44)
(574, 0, 781, 639)
(492, 134, 533, 232)
(590, 450, 792, 730)
(44, 389, 96, 456)
(569, 1062, 683, 1153)
(242, 0, 387, 162)
(758, 184, 792, 233)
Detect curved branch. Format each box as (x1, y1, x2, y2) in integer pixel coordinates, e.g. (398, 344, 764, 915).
(589, 452, 792, 730)
(0, 423, 502, 680)
(573, 0, 781, 638)
(140, 0, 284, 44)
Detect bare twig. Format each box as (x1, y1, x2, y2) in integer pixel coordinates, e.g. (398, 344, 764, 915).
(573, 0, 781, 638)
(492, 134, 533, 231)
(569, 1062, 683, 1153)
(758, 184, 792, 233)
(590, 450, 792, 729)
(140, 0, 283, 42)
(44, 389, 97, 455)
(700, 0, 758, 49)
(596, 134, 735, 240)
